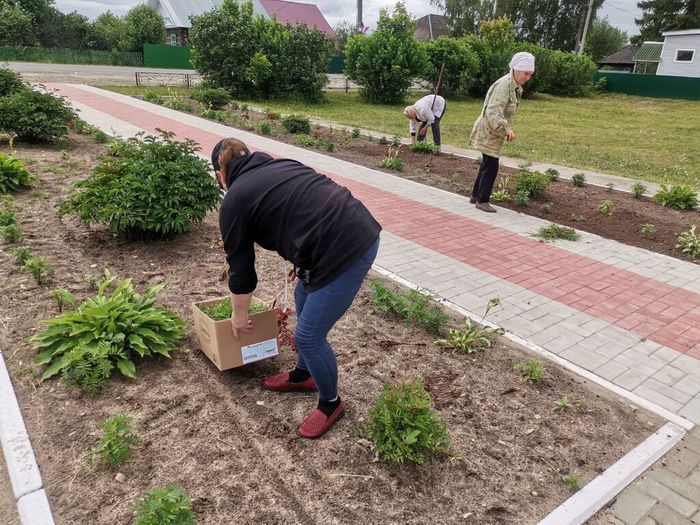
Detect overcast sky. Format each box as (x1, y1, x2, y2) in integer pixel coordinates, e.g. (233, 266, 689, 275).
(53, 0, 643, 38)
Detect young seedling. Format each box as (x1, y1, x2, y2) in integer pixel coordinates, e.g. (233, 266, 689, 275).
(563, 474, 582, 492)
(598, 199, 613, 215)
(9, 245, 32, 265)
(641, 223, 656, 234)
(515, 360, 544, 383)
(0, 208, 15, 227)
(571, 173, 586, 187)
(491, 176, 511, 202)
(134, 485, 195, 525)
(90, 414, 140, 468)
(351, 128, 361, 138)
(570, 213, 585, 222)
(22, 256, 54, 285)
(380, 146, 403, 171)
(1, 224, 21, 243)
(435, 298, 503, 354)
(676, 225, 700, 258)
(371, 280, 449, 334)
(200, 298, 268, 321)
(554, 395, 573, 412)
(51, 288, 76, 312)
(378, 136, 388, 145)
(540, 203, 552, 214)
(535, 224, 580, 241)
(545, 168, 559, 182)
(631, 182, 647, 198)
(514, 190, 529, 207)
(391, 134, 401, 147)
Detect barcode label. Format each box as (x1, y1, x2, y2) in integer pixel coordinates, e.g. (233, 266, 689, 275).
(241, 338, 279, 364)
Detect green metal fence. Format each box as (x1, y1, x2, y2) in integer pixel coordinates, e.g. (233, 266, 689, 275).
(328, 56, 345, 74)
(143, 44, 194, 69)
(594, 71, 700, 100)
(0, 46, 143, 66)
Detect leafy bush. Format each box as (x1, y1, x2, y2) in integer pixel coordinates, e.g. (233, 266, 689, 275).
(540, 203, 552, 214)
(571, 173, 586, 187)
(200, 107, 226, 121)
(58, 131, 221, 239)
(515, 170, 550, 199)
(0, 67, 25, 97)
(134, 485, 195, 525)
(420, 36, 480, 97)
(143, 90, 163, 104)
(363, 379, 452, 465)
(435, 298, 503, 353)
(380, 146, 403, 171)
(0, 152, 35, 193)
(51, 288, 76, 312)
(344, 4, 427, 104)
(282, 115, 311, 134)
(351, 127, 361, 139)
(295, 134, 316, 147)
(22, 256, 54, 285)
(0, 223, 21, 243)
(598, 199, 613, 215)
(258, 122, 272, 135)
(570, 213, 586, 222)
(191, 87, 230, 109)
(514, 190, 529, 207)
(536, 224, 580, 241)
(654, 184, 698, 210)
(631, 182, 647, 198)
(162, 98, 193, 112)
(31, 273, 187, 393)
(544, 51, 596, 97)
(410, 142, 440, 154)
(90, 414, 140, 468)
(491, 189, 510, 202)
(0, 88, 76, 143)
(516, 360, 543, 383)
(9, 245, 32, 265)
(0, 205, 15, 226)
(545, 168, 559, 181)
(370, 280, 449, 334)
(676, 225, 699, 258)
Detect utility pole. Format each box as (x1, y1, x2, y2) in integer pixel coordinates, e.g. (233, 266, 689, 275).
(492, 0, 498, 18)
(357, 0, 363, 33)
(577, 0, 594, 55)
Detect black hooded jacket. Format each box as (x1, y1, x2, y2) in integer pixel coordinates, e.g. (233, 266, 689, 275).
(219, 151, 381, 294)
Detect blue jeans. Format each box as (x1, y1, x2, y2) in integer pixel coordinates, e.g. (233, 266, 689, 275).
(294, 238, 380, 401)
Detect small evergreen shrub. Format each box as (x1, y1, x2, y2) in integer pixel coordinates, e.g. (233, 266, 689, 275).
(545, 168, 559, 182)
(0, 152, 35, 193)
(9, 245, 32, 265)
(631, 182, 647, 198)
(0, 223, 22, 243)
(654, 185, 698, 210)
(22, 256, 54, 285)
(0, 67, 26, 97)
(363, 379, 452, 465)
(351, 127, 361, 138)
(676, 225, 699, 258)
(571, 173, 586, 187)
(90, 414, 140, 468)
(134, 485, 195, 525)
(58, 131, 221, 239)
(0, 88, 76, 143)
(515, 170, 550, 199)
(191, 87, 230, 109)
(282, 115, 311, 134)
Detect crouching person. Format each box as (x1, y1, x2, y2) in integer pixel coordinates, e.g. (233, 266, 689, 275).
(211, 138, 382, 439)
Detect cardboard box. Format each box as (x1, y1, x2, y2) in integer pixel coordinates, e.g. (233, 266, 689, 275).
(192, 297, 279, 371)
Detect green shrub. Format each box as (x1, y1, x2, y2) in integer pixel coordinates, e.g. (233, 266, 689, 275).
(143, 90, 163, 104)
(380, 147, 404, 171)
(0, 206, 15, 226)
(31, 273, 187, 393)
(0, 152, 35, 193)
(90, 414, 140, 468)
(543, 51, 596, 97)
(370, 280, 449, 334)
(162, 98, 193, 112)
(514, 190, 529, 207)
(0, 88, 76, 143)
(363, 379, 452, 464)
(536, 224, 580, 241)
(258, 121, 272, 135)
(9, 245, 32, 265)
(598, 199, 613, 215)
(295, 134, 316, 147)
(654, 184, 698, 210)
(606, 182, 614, 192)
(0, 67, 26, 97)
(545, 168, 559, 182)
(320, 139, 334, 152)
(200, 298, 268, 320)
(0, 223, 21, 243)
(540, 203, 552, 214)
(570, 213, 586, 222)
(676, 225, 699, 258)
(378, 136, 388, 145)
(410, 142, 440, 154)
(420, 36, 480, 97)
(191, 87, 230, 109)
(58, 131, 221, 239)
(282, 114, 311, 134)
(515, 170, 550, 199)
(571, 173, 586, 187)
(51, 288, 76, 312)
(351, 127, 361, 139)
(22, 256, 54, 285)
(134, 485, 195, 525)
(200, 107, 226, 121)
(631, 182, 647, 198)
(515, 360, 544, 383)
(491, 189, 511, 202)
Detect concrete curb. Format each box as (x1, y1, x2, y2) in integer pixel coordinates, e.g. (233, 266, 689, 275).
(0, 353, 55, 525)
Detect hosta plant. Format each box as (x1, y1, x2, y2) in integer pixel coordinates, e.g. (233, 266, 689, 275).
(134, 485, 195, 525)
(676, 225, 699, 258)
(410, 142, 440, 154)
(380, 146, 403, 171)
(363, 379, 452, 465)
(58, 130, 221, 239)
(0, 152, 35, 194)
(598, 200, 613, 215)
(654, 184, 698, 210)
(90, 413, 140, 468)
(31, 273, 186, 393)
(435, 298, 503, 353)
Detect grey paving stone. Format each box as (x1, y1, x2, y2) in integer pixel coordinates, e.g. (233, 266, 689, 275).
(542, 334, 586, 354)
(649, 502, 695, 524)
(666, 448, 700, 479)
(615, 369, 653, 391)
(639, 378, 693, 405)
(650, 467, 700, 503)
(581, 317, 614, 332)
(610, 486, 657, 524)
(595, 342, 630, 361)
(674, 376, 700, 398)
(638, 478, 699, 518)
(651, 366, 687, 387)
(594, 360, 629, 382)
(633, 383, 686, 412)
(673, 356, 700, 378)
(559, 347, 611, 371)
(615, 351, 665, 377)
(651, 347, 686, 365)
(692, 510, 700, 524)
(680, 396, 700, 425)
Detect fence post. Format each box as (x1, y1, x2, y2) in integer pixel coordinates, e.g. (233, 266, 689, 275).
(345, 77, 349, 93)
(135, 72, 140, 87)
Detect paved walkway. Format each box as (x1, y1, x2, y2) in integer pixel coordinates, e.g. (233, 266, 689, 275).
(16, 84, 700, 524)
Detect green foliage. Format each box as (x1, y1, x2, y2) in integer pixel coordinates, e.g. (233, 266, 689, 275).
(0, 67, 26, 97)
(544, 51, 597, 97)
(344, 4, 427, 104)
(370, 280, 450, 334)
(378, 136, 388, 145)
(200, 107, 226, 121)
(540, 203, 552, 214)
(282, 114, 311, 134)
(435, 298, 503, 353)
(631, 182, 647, 198)
(191, 87, 230, 109)
(257, 122, 272, 135)
(491, 189, 511, 202)
(351, 127, 361, 139)
(266, 110, 280, 120)
(89, 12, 126, 52)
(143, 90, 164, 104)
(545, 168, 559, 182)
(200, 298, 268, 320)
(515, 170, 551, 199)
(31, 273, 187, 393)
(516, 360, 544, 383)
(0, 3, 36, 46)
(606, 183, 615, 192)
(0, 206, 15, 226)
(162, 98, 193, 112)
(363, 379, 452, 465)
(0, 223, 22, 243)
(634, 0, 699, 43)
(58, 131, 221, 239)
(0, 88, 76, 143)
(570, 214, 586, 222)
(654, 184, 698, 210)
(410, 142, 440, 154)
(536, 224, 580, 241)
(514, 190, 529, 207)
(420, 36, 480, 96)
(122, 4, 165, 52)
(134, 485, 195, 525)
(554, 395, 572, 411)
(90, 414, 140, 468)
(22, 256, 54, 285)
(571, 173, 586, 187)
(380, 145, 404, 171)
(0, 152, 35, 193)
(584, 18, 628, 62)
(189, 0, 331, 102)
(51, 288, 76, 312)
(641, 223, 656, 234)
(676, 225, 700, 258)
(295, 134, 316, 147)
(563, 473, 582, 492)
(598, 199, 613, 215)
(9, 246, 32, 265)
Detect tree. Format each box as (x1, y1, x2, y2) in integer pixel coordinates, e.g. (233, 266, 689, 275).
(0, 2, 36, 45)
(88, 12, 126, 51)
(37, 8, 91, 49)
(122, 4, 165, 52)
(344, 2, 428, 104)
(634, 0, 700, 42)
(585, 17, 628, 61)
(333, 20, 359, 54)
(430, 0, 487, 35)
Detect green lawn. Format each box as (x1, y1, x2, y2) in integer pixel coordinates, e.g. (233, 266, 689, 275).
(105, 86, 700, 187)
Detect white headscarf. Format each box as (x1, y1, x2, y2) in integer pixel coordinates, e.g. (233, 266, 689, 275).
(403, 105, 416, 118)
(509, 52, 535, 72)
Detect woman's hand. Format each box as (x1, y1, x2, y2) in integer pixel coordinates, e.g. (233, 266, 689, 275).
(505, 129, 516, 142)
(231, 310, 254, 339)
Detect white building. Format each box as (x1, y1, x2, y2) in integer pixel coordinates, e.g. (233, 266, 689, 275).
(657, 29, 700, 78)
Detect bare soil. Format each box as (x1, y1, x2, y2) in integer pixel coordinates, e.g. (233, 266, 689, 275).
(0, 132, 662, 525)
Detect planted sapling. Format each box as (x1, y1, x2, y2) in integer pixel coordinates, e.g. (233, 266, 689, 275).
(598, 200, 613, 215)
(563, 474, 582, 492)
(540, 203, 552, 214)
(554, 396, 573, 412)
(570, 213, 585, 222)
(134, 485, 195, 525)
(571, 173, 586, 187)
(380, 146, 403, 171)
(514, 191, 529, 207)
(51, 288, 76, 312)
(90, 413, 140, 468)
(258, 122, 272, 135)
(676, 225, 700, 258)
(1, 223, 21, 243)
(631, 182, 647, 198)
(606, 183, 614, 192)
(9, 245, 32, 265)
(22, 256, 54, 285)
(640, 223, 656, 235)
(545, 168, 559, 182)
(351, 128, 361, 138)
(435, 298, 503, 353)
(515, 360, 544, 383)
(370, 280, 449, 334)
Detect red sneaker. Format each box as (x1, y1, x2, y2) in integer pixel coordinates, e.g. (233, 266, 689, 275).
(297, 400, 345, 439)
(261, 372, 317, 392)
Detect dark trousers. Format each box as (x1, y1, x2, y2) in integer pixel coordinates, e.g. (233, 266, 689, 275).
(471, 153, 499, 203)
(417, 103, 446, 146)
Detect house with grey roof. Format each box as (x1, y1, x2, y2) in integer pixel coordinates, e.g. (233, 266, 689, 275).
(598, 44, 640, 72)
(657, 29, 700, 78)
(148, 0, 333, 46)
(414, 14, 452, 41)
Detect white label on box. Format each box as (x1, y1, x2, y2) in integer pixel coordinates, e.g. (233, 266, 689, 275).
(241, 338, 279, 364)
